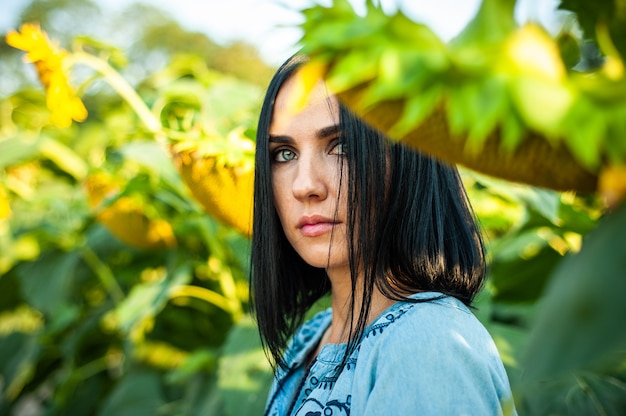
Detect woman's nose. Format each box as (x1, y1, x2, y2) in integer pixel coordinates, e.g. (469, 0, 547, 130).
(292, 155, 328, 201)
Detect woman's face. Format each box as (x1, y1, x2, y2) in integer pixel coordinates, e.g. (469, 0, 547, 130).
(269, 74, 349, 273)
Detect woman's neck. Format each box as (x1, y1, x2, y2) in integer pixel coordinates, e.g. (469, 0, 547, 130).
(325, 265, 396, 345)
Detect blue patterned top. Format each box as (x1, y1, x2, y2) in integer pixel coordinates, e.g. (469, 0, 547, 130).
(264, 292, 516, 415)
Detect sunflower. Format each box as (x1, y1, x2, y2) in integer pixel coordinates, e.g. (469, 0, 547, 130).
(6, 22, 87, 128)
(84, 172, 177, 251)
(174, 149, 254, 238)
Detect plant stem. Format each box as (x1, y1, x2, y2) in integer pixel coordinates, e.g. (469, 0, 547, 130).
(68, 52, 164, 141)
(80, 246, 125, 304)
(170, 285, 242, 319)
(75, 356, 110, 381)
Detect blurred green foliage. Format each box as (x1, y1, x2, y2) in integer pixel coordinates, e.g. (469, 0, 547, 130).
(1, 0, 625, 415)
(296, 0, 626, 414)
(1, 1, 273, 414)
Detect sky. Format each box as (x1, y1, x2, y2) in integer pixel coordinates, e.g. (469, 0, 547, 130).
(102, 0, 483, 65)
(2, 0, 561, 66)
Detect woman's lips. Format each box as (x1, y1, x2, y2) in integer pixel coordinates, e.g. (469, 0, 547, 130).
(297, 215, 339, 237)
(300, 222, 337, 237)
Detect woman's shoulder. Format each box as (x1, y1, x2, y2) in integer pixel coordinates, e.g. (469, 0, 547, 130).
(361, 292, 497, 356)
(357, 291, 511, 388)
(352, 293, 515, 414)
(365, 292, 472, 330)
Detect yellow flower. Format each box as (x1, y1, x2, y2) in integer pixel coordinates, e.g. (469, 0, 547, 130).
(285, 60, 328, 114)
(0, 184, 11, 220)
(84, 172, 177, 250)
(6, 23, 87, 127)
(173, 148, 254, 238)
(599, 163, 626, 210)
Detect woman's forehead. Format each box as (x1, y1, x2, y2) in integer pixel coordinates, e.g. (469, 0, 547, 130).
(274, 75, 334, 113)
(270, 77, 339, 134)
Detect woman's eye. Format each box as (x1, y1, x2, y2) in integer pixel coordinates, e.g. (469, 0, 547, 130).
(274, 148, 297, 162)
(330, 141, 347, 156)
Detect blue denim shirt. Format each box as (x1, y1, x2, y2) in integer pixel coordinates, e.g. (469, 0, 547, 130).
(264, 292, 516, 415)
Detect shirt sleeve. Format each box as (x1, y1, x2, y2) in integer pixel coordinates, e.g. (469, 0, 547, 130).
(351, 301, 514, 416)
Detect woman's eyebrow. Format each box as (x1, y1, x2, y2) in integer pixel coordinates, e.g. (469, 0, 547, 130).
(269, 125, 340, 143)
(316, 124, 341, 139)
(268, 135, 293, 144)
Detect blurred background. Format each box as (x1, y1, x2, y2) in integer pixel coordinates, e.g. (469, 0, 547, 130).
(1, 0, 624, 415)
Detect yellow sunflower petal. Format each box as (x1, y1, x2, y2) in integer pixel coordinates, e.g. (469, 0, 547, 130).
(69, 96, 88, 122)
(5, 23, 40, 51)
(175, 150, 254, 237)
(6, 23, 61, 64)
(0, 184, 11, 220)
(599, 163, 626, 210)
(84, 174, 176, 250)
(285, 60, 328, 115)
(7, 22, 86, 128)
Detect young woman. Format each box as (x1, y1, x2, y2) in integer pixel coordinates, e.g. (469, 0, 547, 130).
(251, 54, 515, 415)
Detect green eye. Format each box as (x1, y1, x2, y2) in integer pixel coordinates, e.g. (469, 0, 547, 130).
(274, 149, 296, 162)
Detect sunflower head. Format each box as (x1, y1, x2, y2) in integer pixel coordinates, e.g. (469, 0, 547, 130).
(6, 22, 87, 128)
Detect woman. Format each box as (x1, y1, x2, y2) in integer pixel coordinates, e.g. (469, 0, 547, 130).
(251, 55, 515, 415)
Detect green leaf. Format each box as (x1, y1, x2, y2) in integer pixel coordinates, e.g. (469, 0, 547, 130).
(499, 109, 526, 153)
(202, 77, 263, 128)
(57, 305, 104, 358)
(16, 250, 81, 316)
(97, 372, 165, 416)
(390, 85, 442, 138)
(557, 30, 582, 69)
(361, 47, 447, 106)
(509, 77, 575, 141)
(111, 263, 191, 334)
(0, 269, 23, 312)
(521, 202, 626, 382)
(327, 48, 381, 93)
(558, 0, 626, 61)
(471, 173, 562, 225)
(483, 321, 529, 386)
(166, 349, 218, 383)
(556, 200, 600, 235)
(217, 315, 273, 416)
(561, 96, 607, 170)
(459, 76, 509, 153)
(59, 374, 109, 416)
(0, 134, 87, 180)
(446, 82, 481, 137)
(490, 243, 563, 303)
(446, 76, 509, 151)
(0, 135, 41, 170)
(194, 386, 225, 416)
(520, 371, 626, 415)
(490, 228, 549, 261)
(0, 332, 41, 400)
(300, 0, 388, 53)
(119, 140, 179, 184)
(171, 372, 224, 415)
(518, 188, 562, 225)
(451, 0, 517, 48)
(604, 106, 626, 162)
